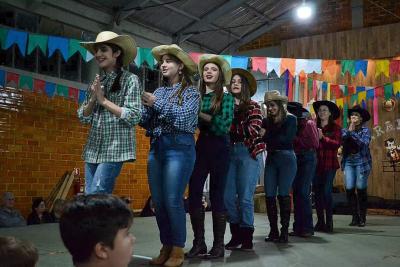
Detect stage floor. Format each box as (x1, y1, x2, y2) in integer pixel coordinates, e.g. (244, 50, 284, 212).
(1, 213, 399, 267)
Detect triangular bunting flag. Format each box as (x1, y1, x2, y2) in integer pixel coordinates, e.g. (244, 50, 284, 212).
(5, 29, 28, 56)
(34, 79, 46, 94)
(48, 36, 69, 61)
(27, 34, 48, 55)
(251, 57, 266, 74)
(45, 82, 56, 97)
(231, 56, 248, 69)
(19, 75, 33, 90)
(56, 84, 69, 97)
(0, 28, 8, 49)
(69, 39, 87, 59)
(6, 72, 19, 87)
(375, 60, 390, 77)
(68, 87, 79, 102)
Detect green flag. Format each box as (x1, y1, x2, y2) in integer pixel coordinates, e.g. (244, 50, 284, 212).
(135, 47, 155, 70)
(69, 39, 87, 59)
(384, 84, 393, 100)
(27, 34, 48, 55)
(341, 60, 355, 76)
(19, 75, 33, 90)
(0, 27, 8, 49)
(56, 84, 69, 97)
(343, 103, 348, 128)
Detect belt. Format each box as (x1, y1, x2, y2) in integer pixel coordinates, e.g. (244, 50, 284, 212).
(296, 149, 315, 155)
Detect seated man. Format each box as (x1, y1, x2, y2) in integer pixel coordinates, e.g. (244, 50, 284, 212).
(0, 236, 38, 267)
(0, 192, 26, 227)
(59, 194, 135, 267)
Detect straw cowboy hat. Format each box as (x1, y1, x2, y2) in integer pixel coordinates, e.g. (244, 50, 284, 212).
(198, 54, 232, 86)
(313, 100, 340, 120)
(264, 90, 288, 103)
(287, 101, 309, 119)
(231, 68, 257, 96)
(80, 31, 137, 67)
(151, 44, 197, 75)
(348, 105, 371, 122)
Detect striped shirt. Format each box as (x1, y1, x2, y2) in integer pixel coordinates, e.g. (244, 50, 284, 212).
(341, 126, 372, 176)
(77, 70, 142, 163)
(199, 91, 234, 136)
(140, 83, 200, 138)
(230, 100, 266, 158)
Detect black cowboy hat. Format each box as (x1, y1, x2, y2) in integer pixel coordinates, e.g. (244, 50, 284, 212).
(287, 102, 309, 119)
(348, 105, 371, 122)
(313, 100, 340, 120)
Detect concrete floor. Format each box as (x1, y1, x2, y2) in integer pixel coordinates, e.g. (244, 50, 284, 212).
(0, 213, 399, 267)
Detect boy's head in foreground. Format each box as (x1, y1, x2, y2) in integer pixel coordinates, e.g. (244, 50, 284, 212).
(0, 236, 38, 267)
(59, 194, 135, 267)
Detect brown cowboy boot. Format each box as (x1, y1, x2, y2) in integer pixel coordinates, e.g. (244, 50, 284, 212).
(149, 245, 172, 265)
(164, 246, 184, 267)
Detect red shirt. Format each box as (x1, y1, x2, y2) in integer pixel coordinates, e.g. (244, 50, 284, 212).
(316, 122, 342, 174)
(294, 119, 319, 153)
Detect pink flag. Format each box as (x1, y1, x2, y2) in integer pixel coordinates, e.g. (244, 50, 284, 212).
(373, 96, 379, 126)
(189, 52, 202, 64)
(251, 57, 267, 74)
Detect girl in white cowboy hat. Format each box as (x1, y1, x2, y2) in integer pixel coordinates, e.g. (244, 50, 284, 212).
(77, 31, 142, 194)
(261, 90, 297, 244)
(186, 54, 234, 259)
(223, 68, 265, 251)
(341, 105, 372, 227)
(139, 44, 200, 267)
(312, 100, 342, 233)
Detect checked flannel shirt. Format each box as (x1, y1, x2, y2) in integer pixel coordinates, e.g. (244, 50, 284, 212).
(77, 70, 142, 163)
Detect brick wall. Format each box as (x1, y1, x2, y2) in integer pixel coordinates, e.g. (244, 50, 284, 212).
(240, 0, 400, 52)
(0, 86, 150, 217)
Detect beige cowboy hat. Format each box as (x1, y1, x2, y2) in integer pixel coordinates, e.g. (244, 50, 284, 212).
(151, 44, 197, 75)
(198, 54, 232, 86)
(231, 68, 257, 96)
(80, 31, 137, 67)
(264, 90, 288, 103)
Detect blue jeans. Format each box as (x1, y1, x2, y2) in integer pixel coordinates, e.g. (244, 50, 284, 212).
(313, 170, 337, 221)
(264, 150, 297, 197)
(292, 151, 316, 234)
(85, 162, 123, 194)
(224, 143, 263, 228)
(344, 154, 368, 190)
(148, 134, 196, 248)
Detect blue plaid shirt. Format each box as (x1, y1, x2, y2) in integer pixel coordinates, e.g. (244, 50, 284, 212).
(341, 126, 372, 176)
(140, 83, 200, 138)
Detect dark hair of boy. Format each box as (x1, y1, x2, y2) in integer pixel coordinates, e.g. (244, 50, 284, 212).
(0, 236, 39, 267)
(59, 194, 133, 265)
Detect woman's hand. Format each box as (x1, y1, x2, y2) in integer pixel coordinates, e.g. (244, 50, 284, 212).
(259, 128, 266, 137)
(318, 128, 324, 139)
(92, 74, 106, 105)
(142, 92, 156, 107)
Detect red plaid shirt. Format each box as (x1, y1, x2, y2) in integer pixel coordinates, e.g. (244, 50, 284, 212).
(230, 100, 266, 159)
(316, 122, 342, 174)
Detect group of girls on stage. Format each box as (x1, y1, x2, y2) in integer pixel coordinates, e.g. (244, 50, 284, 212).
(78, 31, 372, 267)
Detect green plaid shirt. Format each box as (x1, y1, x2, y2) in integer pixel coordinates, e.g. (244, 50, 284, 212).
(200, 91, 234, 135)
(77, 70, 142, 163)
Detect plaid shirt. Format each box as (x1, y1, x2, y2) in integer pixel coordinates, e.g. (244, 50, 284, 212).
(294, 119, 319, 153)
(230, 100, 266, 158)
(199, 91, 234, 136)
(140, 84, 200, 138)
(316, 122, 342, 175)
(77, 70, 142, 163)
(341, 126, 372, 176)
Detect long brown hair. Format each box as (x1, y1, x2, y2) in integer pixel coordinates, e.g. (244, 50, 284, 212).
(159, 54, 194, 106)
(200, 63, 224, 114)
(266, 100, 287, 125)
(229, 73, 251, 115)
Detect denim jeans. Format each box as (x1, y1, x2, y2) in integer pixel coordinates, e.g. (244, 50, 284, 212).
(85, 162, 123, 194)
(148, 134, 196, 248)
(224, 143, 263, 228)
(344, 154, 368, 190)
(313, 170, 337, 220)
(292, 151, 317, 234)
(264, 150, 297, 197)
(188, 133, 230, 213)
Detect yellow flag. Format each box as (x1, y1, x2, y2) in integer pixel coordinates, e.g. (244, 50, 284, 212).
(393, 80, 400, 95)
(375, 60, 390, 77)
(327, 83, 331, 100)
(336, 98, 344, 109)
(358, 91, 366, 104)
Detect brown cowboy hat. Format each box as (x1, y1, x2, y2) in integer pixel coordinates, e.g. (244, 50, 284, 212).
(287, 101, 309, 119)
(264, 90, 288, 103)
(151, 44, 197, 75)
(198, 54, 232, 86)
(313, 100, 340, 120)
(348, 105, 371, 122)
(231, 68, 257, 97)
(80, 31, 137, 67)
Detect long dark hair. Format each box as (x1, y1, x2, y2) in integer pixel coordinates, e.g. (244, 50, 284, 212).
(267, 100, 287, 125)
(229, 73, 251, 116)
(159, 54, 194, 106)
(94, 42, 124, 93)
(199, 64, 224, 114)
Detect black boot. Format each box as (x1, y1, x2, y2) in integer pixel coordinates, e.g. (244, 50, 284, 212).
(264, 197, 279, 242)
(202, 212, 226, 259)
(225, 223, 241, 250)
(278, 195, 291, 243)
(185, 209, 207, 258)
(240, 227, 254, 251)
(313, 185, 325, 232)
(358, 189, 368, 227)
(346, 188, 359, 226)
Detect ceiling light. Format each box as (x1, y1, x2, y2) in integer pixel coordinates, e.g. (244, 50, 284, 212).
(297, 2, 312, 20)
